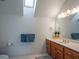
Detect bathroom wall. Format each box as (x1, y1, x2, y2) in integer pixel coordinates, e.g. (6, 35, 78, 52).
(0, 0, 54, 56)
(57, 0, 79, 38)
(0, 0, 23, 16)
(59, 0, 79, 13)
(0, 15, 53, 56)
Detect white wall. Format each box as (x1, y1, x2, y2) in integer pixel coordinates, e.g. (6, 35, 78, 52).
(57, 0, 79, 38)
(0, 0, 54, 56)
(59, 0, 79, 13)
(0, 15, 53, 56)
(35, 0, 65, 18)
(0, 0, 23, 16)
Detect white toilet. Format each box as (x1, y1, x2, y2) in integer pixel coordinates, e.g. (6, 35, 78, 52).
(0, 55, 9, 59)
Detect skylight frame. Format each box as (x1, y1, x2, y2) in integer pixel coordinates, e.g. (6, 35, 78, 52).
(24, 0, 35, 8)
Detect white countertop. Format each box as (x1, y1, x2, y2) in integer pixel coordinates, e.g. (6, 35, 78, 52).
(47, 38, 79, 52)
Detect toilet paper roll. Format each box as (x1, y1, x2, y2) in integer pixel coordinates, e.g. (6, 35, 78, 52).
(7, 42, 13, 46)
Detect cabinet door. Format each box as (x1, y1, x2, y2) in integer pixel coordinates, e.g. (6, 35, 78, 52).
(73, 51, 79, 59)
(46, 39, 51, 56)
(55, 49, 63, 59)
(51, 46, 56, 59)
(64, 53, 74, 59)
(64, 48, 74, 59)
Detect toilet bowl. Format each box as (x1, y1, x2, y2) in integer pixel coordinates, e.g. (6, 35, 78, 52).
(0, 55, 9, 59)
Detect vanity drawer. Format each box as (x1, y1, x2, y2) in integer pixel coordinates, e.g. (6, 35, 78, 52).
(64, 48, 73, 54)
(54, 43, 63, 51)
(51, 42, 56, 47)
(51, 42, 63, 51)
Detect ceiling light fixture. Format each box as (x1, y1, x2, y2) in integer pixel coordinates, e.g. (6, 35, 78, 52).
(58, 6, 79, 19)
(66, 9, 71, 15)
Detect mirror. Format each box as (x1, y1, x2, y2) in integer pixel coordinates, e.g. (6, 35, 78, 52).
(56, 13, 79, 39)
(56, 0, 79, 39)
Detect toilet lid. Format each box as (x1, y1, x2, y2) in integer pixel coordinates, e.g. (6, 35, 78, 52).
(0, 55, 9, 59)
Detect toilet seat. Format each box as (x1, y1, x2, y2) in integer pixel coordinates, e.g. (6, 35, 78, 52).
(0, 55, 9, 59)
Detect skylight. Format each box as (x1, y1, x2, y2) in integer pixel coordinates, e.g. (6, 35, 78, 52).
(25, 0, 35, 8)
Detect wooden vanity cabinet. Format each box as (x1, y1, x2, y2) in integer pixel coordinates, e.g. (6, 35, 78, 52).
(55, 49, 63, 59)
(54, 44, 63, 59)
(64, 48, 79, 59)
(46, 39, 51, 56)
(51, 46, 56, 59)
(51, 41, 63, 59)
(46, 39, 79, 59)
(50, 42, 56, 59)
(64, 48, 74, 59)
(73, 52, 79, 59)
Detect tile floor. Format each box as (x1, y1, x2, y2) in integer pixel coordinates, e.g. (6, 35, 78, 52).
(9, 54, 49, 59)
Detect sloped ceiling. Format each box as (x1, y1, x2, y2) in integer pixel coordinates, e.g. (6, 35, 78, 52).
(34, 0, 66, 18)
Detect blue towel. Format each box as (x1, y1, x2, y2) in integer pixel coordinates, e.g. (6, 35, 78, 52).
(71, 33, 79, 39)
(21, 34, 35, 42)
